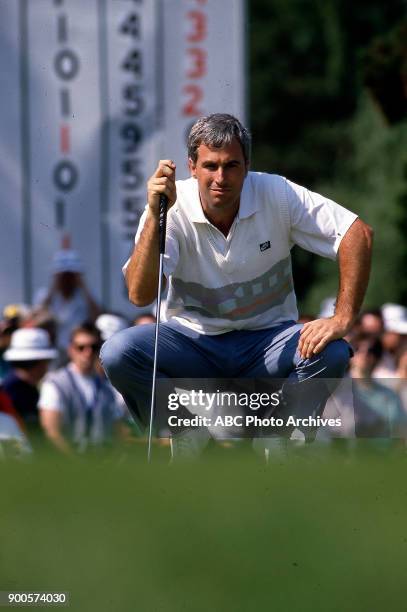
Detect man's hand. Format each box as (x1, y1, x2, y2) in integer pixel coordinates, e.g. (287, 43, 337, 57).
(147, 160, 177, 216)
(126, 159, 176, 306)
(298, 316, 351, 360)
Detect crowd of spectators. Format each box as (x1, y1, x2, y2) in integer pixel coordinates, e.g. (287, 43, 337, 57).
(0, 248, 155, 458)
(0, 248, 406, 458)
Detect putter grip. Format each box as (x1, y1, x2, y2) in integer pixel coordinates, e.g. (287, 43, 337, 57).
(159, 194, 168, 254)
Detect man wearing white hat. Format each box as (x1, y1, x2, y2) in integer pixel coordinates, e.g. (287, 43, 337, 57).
(373, 303, 407, 380)
(34, 249, 101, 358)
(2, 328, 58, 436)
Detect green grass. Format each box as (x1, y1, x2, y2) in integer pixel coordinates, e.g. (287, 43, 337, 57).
(1, 444, 407, 611)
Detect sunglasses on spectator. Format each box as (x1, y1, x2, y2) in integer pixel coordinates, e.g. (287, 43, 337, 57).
(355, 345, 377, 355)
(73, 342, 100, 353)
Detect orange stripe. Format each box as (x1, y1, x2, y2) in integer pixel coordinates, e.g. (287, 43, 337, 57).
(60, 125, 70, 153)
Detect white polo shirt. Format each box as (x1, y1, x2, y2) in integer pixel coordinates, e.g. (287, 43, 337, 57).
(125, 172, 357, 335)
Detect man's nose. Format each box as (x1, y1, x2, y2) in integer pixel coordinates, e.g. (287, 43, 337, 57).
(215, 167, 225, 183)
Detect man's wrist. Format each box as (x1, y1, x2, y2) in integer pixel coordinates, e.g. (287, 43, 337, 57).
(333, 312, 357, 330)
(147, 203, 160, 221)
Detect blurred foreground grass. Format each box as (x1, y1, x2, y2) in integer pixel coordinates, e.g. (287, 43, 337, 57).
(1, 443, 407, 612)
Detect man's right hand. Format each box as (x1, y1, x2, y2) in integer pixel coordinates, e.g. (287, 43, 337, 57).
(125, 159, 175, 306)
(147, 160, 177, 216)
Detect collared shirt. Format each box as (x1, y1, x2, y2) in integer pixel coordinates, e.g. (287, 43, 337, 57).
(125, 172, 358, 335)
(39, 364, 122, 449)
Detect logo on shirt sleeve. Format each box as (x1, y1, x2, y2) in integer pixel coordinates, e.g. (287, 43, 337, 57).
(259, 241, 271, 252)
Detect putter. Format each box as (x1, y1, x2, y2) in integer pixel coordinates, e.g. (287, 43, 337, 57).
(147, 193, 168, 462)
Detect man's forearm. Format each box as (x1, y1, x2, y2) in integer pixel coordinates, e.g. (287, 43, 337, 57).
(126, 159, 176, 305)
(335, 218, 374, 326)
(298, 218, 373, 359)
(125, 210, 163, 306)
(40, 411, 72, 454)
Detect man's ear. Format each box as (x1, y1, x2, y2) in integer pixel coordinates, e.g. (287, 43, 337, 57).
(188, 158, 197, 178)
(245, 162, 250, 177)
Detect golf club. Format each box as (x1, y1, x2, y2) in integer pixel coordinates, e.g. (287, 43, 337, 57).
(147, 193, 168, 462)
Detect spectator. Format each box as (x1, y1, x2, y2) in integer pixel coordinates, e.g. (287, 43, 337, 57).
(95, 313, 130, 385)
(0, 387, 31, 457)
(350, 334, 405, 442)
(22, 309, 58, 349)
(373, 303, 407, 379)
(0, 304, 30, 381)
(95, 313, 129, 342)
(359, 309, 384, 337)
(318, 297, 336, 319)
(33, 249, 101, 359)
(39, 323, 122, 454)
(3, 303, 30, 327)
(0, 322, 13, 382)
(0, 386, 26, 433)
(2, 328, 58, 436)
(96, 313, 142, 439)
(386, 344, 407, 419)
(95, 313, 130, 388)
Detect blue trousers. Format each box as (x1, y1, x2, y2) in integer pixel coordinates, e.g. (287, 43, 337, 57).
(100, 321, 351, 438)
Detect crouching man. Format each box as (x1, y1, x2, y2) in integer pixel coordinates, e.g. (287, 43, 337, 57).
(101, 113, 373, 450)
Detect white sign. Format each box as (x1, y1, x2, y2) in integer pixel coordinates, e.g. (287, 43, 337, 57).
(0, 0, 246, 318)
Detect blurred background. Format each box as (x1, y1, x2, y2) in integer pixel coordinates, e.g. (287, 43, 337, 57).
(249, 0, 407, 312)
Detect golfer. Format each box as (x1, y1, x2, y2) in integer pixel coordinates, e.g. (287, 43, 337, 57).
(101, 113, 373, 439)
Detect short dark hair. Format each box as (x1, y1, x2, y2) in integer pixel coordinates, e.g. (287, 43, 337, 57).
(70, 322, 101, 345)
(353, 334, 383, 360)
(360, 309, 383, 321)
(187, 113, 251, 164)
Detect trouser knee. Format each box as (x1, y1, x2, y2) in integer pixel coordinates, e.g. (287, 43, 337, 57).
(320, 339, 351, 378)
(99, 335, 127, 383)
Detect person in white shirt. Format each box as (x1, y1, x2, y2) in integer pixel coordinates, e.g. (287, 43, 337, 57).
(100, 113, 373, 442)
(39, 323, 121, 453)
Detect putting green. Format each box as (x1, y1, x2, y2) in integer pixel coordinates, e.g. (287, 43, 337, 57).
(1, 444, 406, 611)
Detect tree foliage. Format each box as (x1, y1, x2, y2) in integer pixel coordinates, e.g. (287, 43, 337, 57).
(249, 0, 407, 313)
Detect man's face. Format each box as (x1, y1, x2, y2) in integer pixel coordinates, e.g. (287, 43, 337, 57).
(68, 332, 100, 373)
(351, 341, 378, 377)
(360, 314, 383, 336)
(188, 138, 248, 219)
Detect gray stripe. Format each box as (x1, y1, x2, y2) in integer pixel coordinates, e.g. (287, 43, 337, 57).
(167, 256, 294, 321)
(60, 88, 71, 117)
(57, 13, 68, 43)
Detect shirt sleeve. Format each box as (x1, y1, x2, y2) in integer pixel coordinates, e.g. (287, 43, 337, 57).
(38, 380, 64, 413)
(122, 205, 180, 278)
(285, 179, 358, 260)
